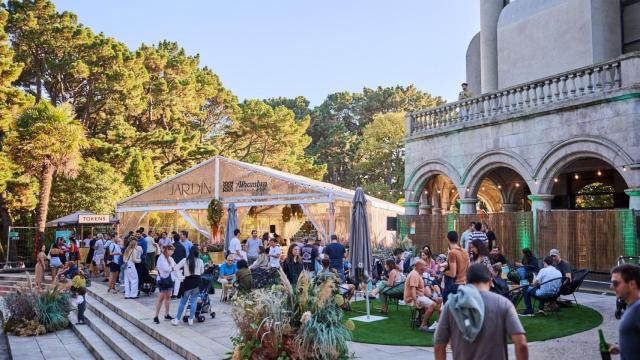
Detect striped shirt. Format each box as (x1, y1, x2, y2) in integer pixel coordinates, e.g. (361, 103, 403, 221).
(469, 231, 488, 247)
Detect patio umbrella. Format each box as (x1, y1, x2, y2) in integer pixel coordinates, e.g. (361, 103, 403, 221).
(348, 187, 373, 280)
(224, 203, 237, 256)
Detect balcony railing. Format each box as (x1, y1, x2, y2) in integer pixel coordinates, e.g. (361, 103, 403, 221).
(407, 58, 626, 137)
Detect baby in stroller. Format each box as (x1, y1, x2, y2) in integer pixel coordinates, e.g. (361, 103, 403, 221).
(182, 265, 217, 323)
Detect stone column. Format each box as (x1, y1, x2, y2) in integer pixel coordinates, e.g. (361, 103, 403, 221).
(625, 189, 640, 210)
(528, 194, 554, 212)
(419, 204, 432, 215)
(528, 194, 554, 245)
(404, 201, 419, 216)
(480, 0, 503, 93)
(501, 203, 518, 212)
(459, 198, 478, 215)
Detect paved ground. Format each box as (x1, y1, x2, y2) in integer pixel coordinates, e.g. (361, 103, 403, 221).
(7, 329, 94, 360)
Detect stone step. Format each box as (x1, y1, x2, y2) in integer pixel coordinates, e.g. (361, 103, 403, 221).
(69, 311, 122, 360)
(86, 283, 227, 360)
(86, 297, 184, 360)
(82, 306, 153, 360)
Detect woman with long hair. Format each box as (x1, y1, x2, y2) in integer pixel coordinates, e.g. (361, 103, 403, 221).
(282, 245, 303, 284)
(49, 244, 63, 284)
(35, 244, 47, 288)
(261, 232, 270, 248)
(154, 245, 176, 324)
(249, 246, 269, 271)
(514, 247, 539, 282)
(373, 259, 406, 314)
(172, 246, 204, 326)
(123, 240, 142, 299)
(421, 245, 438, 276)
(469, 239, 492, 273)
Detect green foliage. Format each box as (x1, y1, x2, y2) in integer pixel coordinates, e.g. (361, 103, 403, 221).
(36, 286, 72, 332)
(124, 151, 153, 193)
(207, 198, 224, 227)
(576, 182, 615, 209)
(48, 158, 129, 220)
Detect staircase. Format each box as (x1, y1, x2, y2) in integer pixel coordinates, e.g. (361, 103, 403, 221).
(70, 282, 230, 360)
(0, 272, 47, 296)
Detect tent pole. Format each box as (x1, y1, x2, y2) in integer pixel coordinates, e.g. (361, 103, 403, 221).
(214, 156, 220, 200)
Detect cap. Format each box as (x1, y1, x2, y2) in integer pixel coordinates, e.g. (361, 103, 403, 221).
(549, 249, 560, 257)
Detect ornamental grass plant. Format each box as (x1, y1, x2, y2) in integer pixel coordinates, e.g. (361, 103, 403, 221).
(230, 270, 353, 360)
(3, 285, 72, 336)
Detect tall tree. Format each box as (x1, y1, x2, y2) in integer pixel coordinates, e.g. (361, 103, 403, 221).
(48, 158, 129, 220)
(353, 112, 405, 202)
(0, 8, 33, 247)
(220, 100, 326, 179)
(263, 96, 310, 122)
(124, 150, 154, 193)
(7, 101, 86, 244)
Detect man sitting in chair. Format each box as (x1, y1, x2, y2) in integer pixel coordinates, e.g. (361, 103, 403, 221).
(317, 257, 355, 309)
(218, 255, 237, 301)
(404, 259, 442, 332)
(520, 256, 562, 316)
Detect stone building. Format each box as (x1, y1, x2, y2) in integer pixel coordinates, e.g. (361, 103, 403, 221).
(404, 0, 640, 215)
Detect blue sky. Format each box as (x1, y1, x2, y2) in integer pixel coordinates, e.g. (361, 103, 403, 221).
(53, 1, 480, 105)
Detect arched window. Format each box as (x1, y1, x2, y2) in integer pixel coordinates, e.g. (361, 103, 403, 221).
(575, 182, 615, 209)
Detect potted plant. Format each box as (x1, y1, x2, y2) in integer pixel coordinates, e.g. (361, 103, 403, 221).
(207, 198, 224, 243)
(207, 244, 224, 264)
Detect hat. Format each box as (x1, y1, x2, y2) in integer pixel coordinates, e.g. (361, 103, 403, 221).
(467, 263, 491, 284)
(549, 249, 560, 257)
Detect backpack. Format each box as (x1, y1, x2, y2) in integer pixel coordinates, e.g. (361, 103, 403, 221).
(104, 240, 113, 262)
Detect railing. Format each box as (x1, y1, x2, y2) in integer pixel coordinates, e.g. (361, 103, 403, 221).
(408, 58, 624, 137)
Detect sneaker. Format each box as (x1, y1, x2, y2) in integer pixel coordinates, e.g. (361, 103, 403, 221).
(171, 319, 178, 326)
(164, 315, 174, 321)
(398, 300, 406, 305)
(519, 310, 534, 317)
(537, 309, 546, 316)
(428, 321, 439, 330)
(153, 317, 159, 324)
(418, 326, 435, 333)
(188, 318, 193, 326)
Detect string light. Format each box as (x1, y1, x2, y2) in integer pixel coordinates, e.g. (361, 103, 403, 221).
(554, 178, 558, 183)
(497, 185, 502, 189)
(574, 174, 579, 180)
(515, 183, 520, 187)
(623, 166, 627, 172)
(481, 186, 486, 191)
(597, 170, 602, 176)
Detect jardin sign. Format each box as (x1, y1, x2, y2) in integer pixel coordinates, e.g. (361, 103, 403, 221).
(78, 214, 110, 224)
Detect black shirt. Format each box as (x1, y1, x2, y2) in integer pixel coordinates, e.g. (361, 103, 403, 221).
(300, 244, 318, 271)
(323, 242, 346, 271)
(554, 259, 572, 278)
(172, 240, 186, 263)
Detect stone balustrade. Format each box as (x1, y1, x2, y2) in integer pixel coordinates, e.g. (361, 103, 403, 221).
(407, 56, 631, 137)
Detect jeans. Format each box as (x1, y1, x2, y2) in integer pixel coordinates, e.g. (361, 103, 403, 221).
(523, 286, 554, 312)
(442, 276, 458, 303)
(176, 287, 199, 320)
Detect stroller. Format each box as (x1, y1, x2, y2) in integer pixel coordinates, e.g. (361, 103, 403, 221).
(182, 269, 216, 323)
(615, 256, 640, 319)
(137, 263, 157, 296)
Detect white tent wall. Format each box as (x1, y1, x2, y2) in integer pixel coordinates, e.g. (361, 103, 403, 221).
(116, 156, 404, 247)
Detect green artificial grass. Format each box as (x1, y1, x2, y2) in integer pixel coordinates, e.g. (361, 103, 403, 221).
(346, 298, 603, 346)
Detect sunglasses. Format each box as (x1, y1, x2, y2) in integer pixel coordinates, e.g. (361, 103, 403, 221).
(611, 280, 622, 288)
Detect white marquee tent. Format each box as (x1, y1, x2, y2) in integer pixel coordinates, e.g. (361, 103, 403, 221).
(116, 156, 404, 245)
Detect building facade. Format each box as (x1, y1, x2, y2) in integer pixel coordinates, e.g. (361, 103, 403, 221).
(404, 0, 640, 215)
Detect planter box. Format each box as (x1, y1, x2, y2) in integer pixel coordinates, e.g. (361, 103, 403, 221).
(209, 252, 225, 265)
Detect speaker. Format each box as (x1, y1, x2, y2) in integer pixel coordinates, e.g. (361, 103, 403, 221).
(269, 224, 276, 234)
(386, 217, 397, 231)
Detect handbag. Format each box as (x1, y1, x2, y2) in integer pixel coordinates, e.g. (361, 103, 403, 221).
(159, 275, 174, 289)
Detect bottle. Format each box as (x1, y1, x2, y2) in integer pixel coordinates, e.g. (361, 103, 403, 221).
(599, 329, 611, 360)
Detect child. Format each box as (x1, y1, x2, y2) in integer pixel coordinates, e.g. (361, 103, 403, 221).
(74, 287, 87, 325)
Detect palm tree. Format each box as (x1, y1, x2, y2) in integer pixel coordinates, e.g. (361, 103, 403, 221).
(8, 101, 86, 250)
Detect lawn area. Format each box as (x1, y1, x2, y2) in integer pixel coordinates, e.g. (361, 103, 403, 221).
(346, 298, 602, 346)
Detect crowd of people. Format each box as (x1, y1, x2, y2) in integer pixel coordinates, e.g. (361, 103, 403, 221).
(31, 221, 640, 360)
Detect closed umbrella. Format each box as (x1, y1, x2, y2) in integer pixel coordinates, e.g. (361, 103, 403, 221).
(348, 187, 373, 280)
(224, 203, 238, 256)
(348, 187, 375, 320)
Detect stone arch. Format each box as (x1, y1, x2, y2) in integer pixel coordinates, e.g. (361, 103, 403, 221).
(404, 159, 461, 203)
(461, 149, 535, 197)
(534, 136, 637, 194)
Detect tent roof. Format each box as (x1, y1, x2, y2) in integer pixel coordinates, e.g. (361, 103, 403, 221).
(117, 155, 404, 213)
(46, 210, 117, 227)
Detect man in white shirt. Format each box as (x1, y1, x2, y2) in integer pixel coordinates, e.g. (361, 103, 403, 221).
(520, 256, 562, 316)
(460, 222, 475, 253)
(246, 230, 261, 265)
(229, 229, 242, 260)
(145, 230, 157, 270)
(268, 238, 281, 269)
